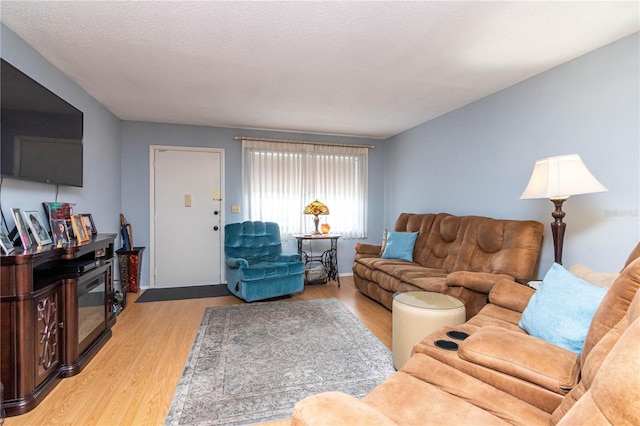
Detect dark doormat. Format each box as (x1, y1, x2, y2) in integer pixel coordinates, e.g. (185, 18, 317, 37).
(135, 284, 233, 303)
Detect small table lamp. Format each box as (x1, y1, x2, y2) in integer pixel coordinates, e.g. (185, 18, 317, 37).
(520, 154, 607, 264)
(304, 200, 329, 235)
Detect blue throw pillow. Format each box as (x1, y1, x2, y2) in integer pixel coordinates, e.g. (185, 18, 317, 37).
(519, 262, 608, 354)
(381, 231, 418, 262)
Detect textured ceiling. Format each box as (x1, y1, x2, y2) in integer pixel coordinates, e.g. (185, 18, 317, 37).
(1, 1, 638, 139)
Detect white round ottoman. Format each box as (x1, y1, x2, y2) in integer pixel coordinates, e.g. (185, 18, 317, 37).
(392, 291, 466, 370)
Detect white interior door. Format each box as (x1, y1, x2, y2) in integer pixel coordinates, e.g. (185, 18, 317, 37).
(151, 146, 223, 288)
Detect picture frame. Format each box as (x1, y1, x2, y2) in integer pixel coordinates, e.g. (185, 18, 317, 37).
(43, 202, 75, 222)
(80, 213, 98, 235)
(71, 214, 90, 243)
(23, 210, 53, 246)
(0, 231, 15, 254)
(11, 208, 34, 248)
(43, 202, 75, 239)
(51, 219, 71, 246)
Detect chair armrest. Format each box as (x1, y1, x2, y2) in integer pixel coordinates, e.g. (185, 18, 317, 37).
(226, 257, 249, 269)
(277, 253, 301, 262)
(459, 326, 580, 394)
(355, 243, 383, 255)
(489, 279, 535, 313)
(292, 392, 396, 426)
(446, 271, 515, 294)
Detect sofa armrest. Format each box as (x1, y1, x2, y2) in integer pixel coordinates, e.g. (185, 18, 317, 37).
(355, 242, 383, 255)
(446, 271, 515, 294)
(489, 278, 536, 313)
(292, 391, 396, 426)
(459, 326, 580, 394)
(277, 253, 301, 262)
(226, 257, 249, 269)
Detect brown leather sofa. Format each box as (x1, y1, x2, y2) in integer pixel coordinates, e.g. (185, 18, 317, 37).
(411, 245, 640, 413)
(353, 213, 544, 319)
(292, 247, 640, 425)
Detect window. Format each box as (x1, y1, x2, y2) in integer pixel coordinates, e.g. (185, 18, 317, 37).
(242, 140, 368, 238)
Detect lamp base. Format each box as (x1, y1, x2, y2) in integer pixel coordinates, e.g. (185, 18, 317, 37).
(550, 197, 567, 265)
(313, 215, 321, 235)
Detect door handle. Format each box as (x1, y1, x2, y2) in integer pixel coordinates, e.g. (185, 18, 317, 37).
(213, 210, 219, 215)
(213, 226, 219, 231)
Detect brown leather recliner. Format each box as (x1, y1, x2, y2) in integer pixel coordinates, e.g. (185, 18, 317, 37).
(410, 242, 640, 413)
(292, 247, 640, 425)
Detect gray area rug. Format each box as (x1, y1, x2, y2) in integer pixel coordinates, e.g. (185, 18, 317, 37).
(165, 298, 394, 425)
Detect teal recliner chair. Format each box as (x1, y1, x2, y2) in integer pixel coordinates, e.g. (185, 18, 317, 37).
(225, 221, 305, 302)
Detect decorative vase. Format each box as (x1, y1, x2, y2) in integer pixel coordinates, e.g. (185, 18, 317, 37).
(321, 223, 331, 234)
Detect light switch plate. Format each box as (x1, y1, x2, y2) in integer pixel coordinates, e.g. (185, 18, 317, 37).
(231, 205, 240, 213)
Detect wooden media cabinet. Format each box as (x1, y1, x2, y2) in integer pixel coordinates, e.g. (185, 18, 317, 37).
(0, 234, 117, 416)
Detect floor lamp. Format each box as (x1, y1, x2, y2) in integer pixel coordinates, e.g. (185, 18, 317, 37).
(520, 154, 607, 265)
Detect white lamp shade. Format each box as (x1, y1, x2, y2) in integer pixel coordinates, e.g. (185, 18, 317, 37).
(520, 154, 607, 200)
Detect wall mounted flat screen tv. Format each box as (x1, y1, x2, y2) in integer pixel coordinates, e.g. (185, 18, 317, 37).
(1, 58, 84, 187)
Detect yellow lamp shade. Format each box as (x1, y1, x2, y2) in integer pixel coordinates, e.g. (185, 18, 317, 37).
(304, 200, 329, 216)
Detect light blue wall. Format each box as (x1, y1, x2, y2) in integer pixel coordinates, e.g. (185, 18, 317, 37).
(386, 33, 639, 273)
(120, 123, 385, 286)
(0, 24, 122, 242)
(4, 21, 637, 287)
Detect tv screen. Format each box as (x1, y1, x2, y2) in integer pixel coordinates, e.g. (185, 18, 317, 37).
(1, 58, 84, 187)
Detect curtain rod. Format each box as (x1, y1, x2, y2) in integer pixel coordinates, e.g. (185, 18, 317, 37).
(234, 136, 375, 149)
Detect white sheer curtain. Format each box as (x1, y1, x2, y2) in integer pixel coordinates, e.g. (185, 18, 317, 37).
(242, 140, 368, 238)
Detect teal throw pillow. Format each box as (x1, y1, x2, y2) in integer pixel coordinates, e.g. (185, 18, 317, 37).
(519, 262, 608, 354)
(381, 231, 418, 262)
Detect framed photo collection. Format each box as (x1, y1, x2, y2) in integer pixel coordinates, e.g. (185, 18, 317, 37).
(2, 205, 98, 255)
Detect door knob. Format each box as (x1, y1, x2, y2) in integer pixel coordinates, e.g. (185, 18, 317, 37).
(213, 226, 219, 231)
(213, 210, 219, 215)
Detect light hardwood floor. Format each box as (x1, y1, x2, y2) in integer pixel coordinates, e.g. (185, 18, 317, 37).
(5, 276, 391, 426)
